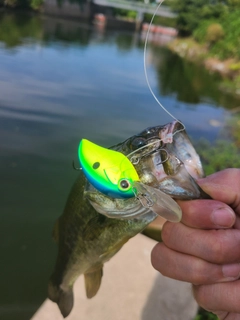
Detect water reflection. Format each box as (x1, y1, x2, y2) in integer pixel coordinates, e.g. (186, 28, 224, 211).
(0, 12, 239, 320)
(151, 45, 238, 109)
(0, 13, 43, 48)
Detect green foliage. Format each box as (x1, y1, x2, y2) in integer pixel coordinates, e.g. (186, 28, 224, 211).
(186, 7, 240, 59)
(127, 10, 137, 19)
(194, 308, 217, 320)
(144, 13, 177, 28)
(196, 139, 240, 175)
(208, 10, 240, 59)
(30, 0, 43, 9)
(227, 0, 240, 7)
(2, 0, 44, 8)
(227, 113, 240, 146)
(0, 13, 42, 48)
(169, 0, 227, 36)
(154, 47, 223, 104)
(167, 0, 240, 60)
(194, 21, 225, 45)
(195, 112, 240, 175)
(113, 8, 137, 20)
(206, 23, 224, 43)
(229, 62, 240, 71)
(193, 20, 218, 43)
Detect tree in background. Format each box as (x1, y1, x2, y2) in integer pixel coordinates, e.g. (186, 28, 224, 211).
(169, 0, 240, 60)
(30, 0, 43, 9)
(169, 0, 227, 36)
(0, 0, 43, 8)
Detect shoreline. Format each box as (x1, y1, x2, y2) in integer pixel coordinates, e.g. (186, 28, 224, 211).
(1, 7, 239, 97)
(168, 37, 240, 97)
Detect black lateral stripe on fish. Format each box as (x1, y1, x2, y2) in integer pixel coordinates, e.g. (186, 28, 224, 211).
(48, 121, 210, 318)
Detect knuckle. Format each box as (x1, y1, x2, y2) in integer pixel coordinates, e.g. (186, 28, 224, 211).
(207, 230, 240, 264)
(190, 259, 216, 285)
(203, 230, 226, 264)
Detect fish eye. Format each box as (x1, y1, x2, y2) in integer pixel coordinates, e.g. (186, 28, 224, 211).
(130, 138, 147, 150)
(118, 179, 131, 191)
(92, 162, 100, 169)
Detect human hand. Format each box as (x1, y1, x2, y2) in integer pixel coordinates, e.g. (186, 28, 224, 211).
(151, 168, 240, 319)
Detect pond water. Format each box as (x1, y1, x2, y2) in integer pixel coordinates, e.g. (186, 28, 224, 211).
(1, 12, 239, 320)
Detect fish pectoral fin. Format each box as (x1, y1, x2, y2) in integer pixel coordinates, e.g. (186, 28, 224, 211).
(52, 218, 59, 243)
(84, 266, 103, 299)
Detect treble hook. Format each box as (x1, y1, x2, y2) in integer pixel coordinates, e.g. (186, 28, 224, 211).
(159, 149, 169, 164)
(153, 148, 169, 166)
(72, 160, 82, 171)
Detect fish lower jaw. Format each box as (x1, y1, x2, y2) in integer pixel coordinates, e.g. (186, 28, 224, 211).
(90, 199, 157, 221)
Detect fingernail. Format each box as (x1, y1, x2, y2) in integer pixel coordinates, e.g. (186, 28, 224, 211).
(222, 263, 240, 280)
(211, 207, 235, 228)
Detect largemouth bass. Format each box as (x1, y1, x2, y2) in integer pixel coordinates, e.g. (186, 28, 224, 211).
(48, 121, 209, 318)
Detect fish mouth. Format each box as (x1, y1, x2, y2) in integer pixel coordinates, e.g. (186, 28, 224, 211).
(125, 120, 208, 200)
(90, 198, 153, 220)
(85, 188, 155, 220)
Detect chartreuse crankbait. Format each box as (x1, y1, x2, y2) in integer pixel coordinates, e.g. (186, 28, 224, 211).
(78, 139, 182, 222)
(79, 139, 140, 198)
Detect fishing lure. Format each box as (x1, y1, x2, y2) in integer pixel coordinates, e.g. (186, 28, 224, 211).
(79, 139, 140, 198)
(132, 181, 182, 222)
(78, 139, 182, 222)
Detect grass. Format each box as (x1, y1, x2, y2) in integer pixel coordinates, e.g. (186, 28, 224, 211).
(194, 308, 217, 320)
(196, 139, 240, 175)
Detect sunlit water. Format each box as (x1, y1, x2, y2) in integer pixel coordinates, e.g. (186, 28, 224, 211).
(1, 12, 239, 320)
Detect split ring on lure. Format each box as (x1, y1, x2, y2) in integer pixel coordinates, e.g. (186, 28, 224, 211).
(79, 139, 140, 198)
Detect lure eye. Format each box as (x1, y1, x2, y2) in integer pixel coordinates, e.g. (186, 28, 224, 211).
(118, 179, 131, 191)
(92, 162, 100, 169)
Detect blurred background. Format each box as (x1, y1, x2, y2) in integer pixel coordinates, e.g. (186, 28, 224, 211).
(1, 0, 240, 319)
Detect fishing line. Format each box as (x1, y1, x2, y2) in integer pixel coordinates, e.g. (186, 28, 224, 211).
(127, 138, 169, 165)
(143, 0, 185, 134)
